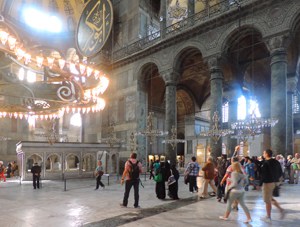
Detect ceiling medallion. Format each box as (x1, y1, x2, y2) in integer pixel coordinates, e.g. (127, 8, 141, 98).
(77, 0, 113, 57)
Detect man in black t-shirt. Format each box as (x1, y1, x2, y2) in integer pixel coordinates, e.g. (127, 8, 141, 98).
(260, 149, 285, 223)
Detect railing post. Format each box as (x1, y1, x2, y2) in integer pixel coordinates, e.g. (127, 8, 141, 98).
(64, 179, 67, 191)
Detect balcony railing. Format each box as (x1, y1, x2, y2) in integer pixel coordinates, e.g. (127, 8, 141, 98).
(113, 0, 252, 62)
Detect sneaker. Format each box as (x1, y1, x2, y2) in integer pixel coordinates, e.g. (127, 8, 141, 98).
(260, 216, 271, 223)
(219, 216, 228, 221)
(120, 204, 127, 208)
(134, 206, 141, 209)
(210, 192, 216, 196)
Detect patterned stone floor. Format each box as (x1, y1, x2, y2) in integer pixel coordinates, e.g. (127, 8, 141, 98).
(0, 175, 299, 227)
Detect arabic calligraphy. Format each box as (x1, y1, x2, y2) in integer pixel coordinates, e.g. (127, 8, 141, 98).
(77, 0, 113, 57)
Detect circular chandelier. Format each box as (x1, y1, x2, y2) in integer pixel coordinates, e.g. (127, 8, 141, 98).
(135, 112, 168, 144)
(0, 17, 109, 120)
(231, 111, 278, 142)
(200, 111, 234, 143)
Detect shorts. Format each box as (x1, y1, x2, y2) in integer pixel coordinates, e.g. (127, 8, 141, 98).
(262, 182, 275, 203)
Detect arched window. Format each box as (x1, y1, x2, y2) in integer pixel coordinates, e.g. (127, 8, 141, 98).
(237, 95, 261, 120)
(222, 102, 229, 123)
(237, 96, 246, 120)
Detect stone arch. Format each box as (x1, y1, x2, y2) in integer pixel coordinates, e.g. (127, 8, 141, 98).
(65, 153, 79, 170)
(289, 11, 300, 76)
(176, 87, 196, 121)
(135, 57, 163, 83)
(26, 154, 43, 172)
(220, 25, 265, 57)
(172, 45, 210, 110)
(46, 153, 62, 171)
(82, 153, 96, 172)
(172, 42, 205, 75)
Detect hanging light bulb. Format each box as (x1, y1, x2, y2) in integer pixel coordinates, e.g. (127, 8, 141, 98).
(24, 53, 31, 64)
(0, 30, 9, 45)
(79, 64, 86, 74)
(58, 58, 65, 69)
(86, 67, 93, 77)
(36, 55, 44, 68)
(15, 48, 25, 60)
(8, 36, 16, 50)
(94, 70, 100, 79)
(47, 57, 55, 68)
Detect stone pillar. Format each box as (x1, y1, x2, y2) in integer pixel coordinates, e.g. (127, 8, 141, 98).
(267, 35, 289, 156)
(207, 56, 224, 159)
(188, 0, 195, 16)
(159, 0, 167, 38)
(136, 79, 147, 165)
(162, 69, 179, 165)
(286, 76, 298, 156)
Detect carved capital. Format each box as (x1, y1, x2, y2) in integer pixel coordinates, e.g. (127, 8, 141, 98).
(160, 69, 179, 86)
(265, 34, 290, 54)
(287, 76, 298, 93)
(205, 55, 223, 80)
(206, 55, 221, 69)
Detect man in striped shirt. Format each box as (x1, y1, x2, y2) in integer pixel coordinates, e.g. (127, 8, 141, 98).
(185, 156, 200, 193)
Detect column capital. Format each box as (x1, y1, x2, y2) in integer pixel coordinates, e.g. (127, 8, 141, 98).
(205, 55, 223, 73)
(265, 34, 290, 55)
(205, 55, 224, 80)
(160, 69, 179, 86)
(287, 76, 298, 93)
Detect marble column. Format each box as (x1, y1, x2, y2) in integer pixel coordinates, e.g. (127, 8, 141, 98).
(188, 0, 195, 16)
(207, 56, 224, 159)
(286, 76, 298, 156)
(267, 35, 289, 156)
(162, 69, 179, 165)
(136, 79, 147, 165)
(159, 0, 167, 38)
(188, 0, 195, 26)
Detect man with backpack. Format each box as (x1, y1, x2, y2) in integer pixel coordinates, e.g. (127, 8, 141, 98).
(120, 153, 143, 208)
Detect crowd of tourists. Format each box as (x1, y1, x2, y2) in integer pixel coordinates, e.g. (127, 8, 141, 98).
(0, 160, 18, 182)
(119, 147, 299, 224)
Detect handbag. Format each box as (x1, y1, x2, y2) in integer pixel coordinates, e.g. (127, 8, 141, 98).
(273, 185, 280, 197)
(292, 163, 299, 170)
(184, 174, 190, 184)
(167, 170, 176, 186)
(154, 173, 163, 183)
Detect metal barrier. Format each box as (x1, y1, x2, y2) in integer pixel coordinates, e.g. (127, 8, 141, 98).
(63, 174, 110, 191)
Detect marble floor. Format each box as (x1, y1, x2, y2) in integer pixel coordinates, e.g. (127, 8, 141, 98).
(0, 175, 299, 227)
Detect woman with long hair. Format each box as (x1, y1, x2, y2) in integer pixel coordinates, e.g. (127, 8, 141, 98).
(219, 162, 252, 223)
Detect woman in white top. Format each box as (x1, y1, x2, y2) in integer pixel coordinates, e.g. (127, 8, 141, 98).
(219, 162, 252, 223)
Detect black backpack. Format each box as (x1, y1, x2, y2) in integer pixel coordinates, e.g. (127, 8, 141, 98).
(128, 160, 140, 180)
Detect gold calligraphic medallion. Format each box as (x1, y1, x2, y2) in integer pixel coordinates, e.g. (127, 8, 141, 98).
(76, 0, 113, 57)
